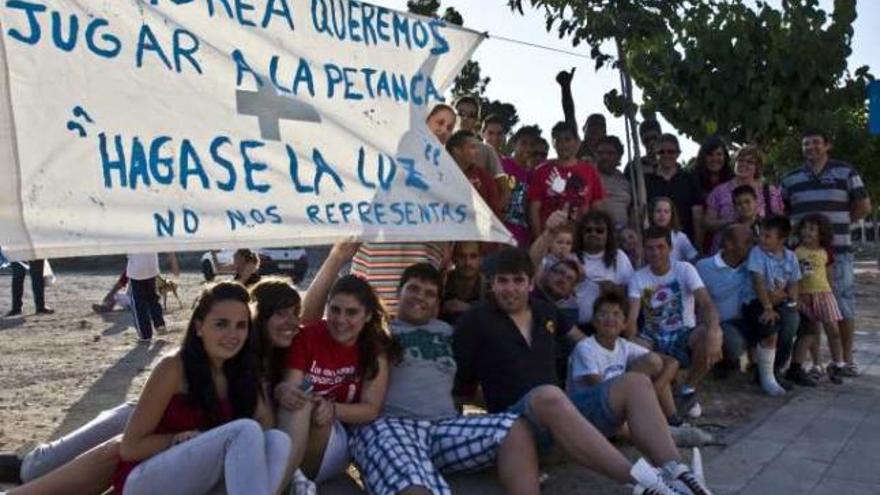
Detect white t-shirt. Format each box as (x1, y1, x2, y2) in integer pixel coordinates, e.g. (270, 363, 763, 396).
(575, 250, 634, 324)
(628, 261, 705, 334)
(670, 230, 699, 262)
(567, 336, 649, 395)
(126, 253, 160, 280)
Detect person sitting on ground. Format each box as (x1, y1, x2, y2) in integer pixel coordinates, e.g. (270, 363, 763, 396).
(527, 121, 606, 238)
(568, 292, 682, 427)
(113, 282, 290, 495)
(501, 125, 542, 247)
(570, 210, 635, 330)
(649, 197, 699, 263)
(232, 248, 262, 287)
(455, 247, 713, 495)
(789, 214, 846, 385)
(626, 226, 723, 418)
(440, 241, 488, 324)
(92, 270, 130, 313)
(447, 129, 501, 215)
(13, 278, 309, 495)
(350, 262, 543, 495)
(274, 245, 393, 488)
(695, 224, 755, 373)
(741, 216, 802, 395)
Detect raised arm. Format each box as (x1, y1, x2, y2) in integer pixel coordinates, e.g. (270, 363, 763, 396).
(556, 68, 579, 139)
(300, 242, 360, 324)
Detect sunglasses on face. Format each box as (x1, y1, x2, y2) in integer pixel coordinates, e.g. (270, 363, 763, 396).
(657, 149, 679, 155)
(583, 227, 607, 234)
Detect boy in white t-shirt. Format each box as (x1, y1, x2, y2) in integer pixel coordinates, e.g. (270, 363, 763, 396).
(568, 291, 683, 426)
(626, 226, 723, 416)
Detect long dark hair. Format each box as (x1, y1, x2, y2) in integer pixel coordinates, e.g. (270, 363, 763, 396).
(250, 278, 301, 389)
(329, 275, 392, 381)
(574, 209, 618, 269)
(694, 136, 733, 193)
(181, 282, 259, 426)
(796, 214, 834, 250)
(649, 196, 682, 231)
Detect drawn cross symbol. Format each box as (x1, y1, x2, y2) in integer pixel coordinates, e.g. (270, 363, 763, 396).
(236, 84, 322, 141)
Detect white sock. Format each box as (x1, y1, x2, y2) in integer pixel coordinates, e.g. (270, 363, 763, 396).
(757, 344, 786, 396)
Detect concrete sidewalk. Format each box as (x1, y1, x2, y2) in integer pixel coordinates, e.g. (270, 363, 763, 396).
(707, 330, 880, 494)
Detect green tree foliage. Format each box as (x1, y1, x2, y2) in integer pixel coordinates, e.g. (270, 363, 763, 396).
(408, 0, 520, 132)
(507, 0, 872, 146)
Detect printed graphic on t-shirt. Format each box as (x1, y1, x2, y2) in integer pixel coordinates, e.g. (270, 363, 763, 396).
(799, 258, 815, 278)
(397, 329, 455, 372)
(307, 363, 359, 403)
(506, 177, 528, 226)
(546, 167, 589, 210)
(642, 281, 685, 333)
(602, 363, 626, 380)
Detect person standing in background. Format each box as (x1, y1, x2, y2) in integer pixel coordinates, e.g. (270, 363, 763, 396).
(6, 259, 53, 317)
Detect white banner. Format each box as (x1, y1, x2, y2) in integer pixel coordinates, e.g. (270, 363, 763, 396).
(0, 0, 512, 261)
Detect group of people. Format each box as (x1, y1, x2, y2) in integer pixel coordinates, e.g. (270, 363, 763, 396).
(3, 69, 873, 495)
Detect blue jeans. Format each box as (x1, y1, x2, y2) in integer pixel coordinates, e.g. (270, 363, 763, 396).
(832, 252, 855, 320)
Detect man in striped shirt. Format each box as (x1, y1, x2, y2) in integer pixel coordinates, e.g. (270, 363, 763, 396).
(780, 128, 872, 376)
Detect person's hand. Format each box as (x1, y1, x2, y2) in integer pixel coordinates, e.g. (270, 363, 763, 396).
(556, 67, 576, 87)
(705, 325, 724, 365)
(759, 308, 780, 325)
(171, 430, 199, 446)
(545, 207, 569, 231)
(312, 398, 335, 427)
(443, 299, 471, 315)
(769, 287, 787, 305)
(331, 241, 362, 261)
(274, 381, 312, 411)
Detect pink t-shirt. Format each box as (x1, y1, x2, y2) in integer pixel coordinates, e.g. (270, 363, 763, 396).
(705, 180, 784, 223)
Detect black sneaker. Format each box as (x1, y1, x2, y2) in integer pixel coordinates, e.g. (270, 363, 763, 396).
(3, 309, 22, 317)
(35, 307, 55, 315)
(0, 453, 22, 483)
(826, 364, 844, 385)
(784, 365, 818, 387)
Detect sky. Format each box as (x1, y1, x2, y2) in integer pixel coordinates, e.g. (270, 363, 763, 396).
(373, 0, 879, 160)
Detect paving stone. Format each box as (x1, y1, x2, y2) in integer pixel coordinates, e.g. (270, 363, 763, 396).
(740, 453, 827, 494)
(707, 438, 787, 493)
(824, 440, 880, 484)
(810, 477, 880, 495)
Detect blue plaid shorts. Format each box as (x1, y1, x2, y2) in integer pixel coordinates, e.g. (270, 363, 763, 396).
(640, 327, 694, 368)
(350, 413, 518, 495)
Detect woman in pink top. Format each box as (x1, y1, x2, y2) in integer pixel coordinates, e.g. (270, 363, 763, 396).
(704, 145, 784, 245)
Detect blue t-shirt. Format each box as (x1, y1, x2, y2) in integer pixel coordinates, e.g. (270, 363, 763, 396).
(695, 254, 747, 321)
(743, 245, 802, 303)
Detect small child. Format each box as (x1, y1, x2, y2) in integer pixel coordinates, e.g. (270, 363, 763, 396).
(742, 216, 802, 396)
(649, 196, 698, 262)
(732, 185, 761, 236)
(795, 214, 845, 383)
(567, 291, 683, 427)
(540, 222, 576, 271)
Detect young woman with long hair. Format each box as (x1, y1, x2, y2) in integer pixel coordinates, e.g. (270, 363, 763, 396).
(113, 282, 290, 494)
(275, 243, 393, 487)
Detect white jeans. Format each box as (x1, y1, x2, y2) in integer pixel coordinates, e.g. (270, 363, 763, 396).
(123, 419, 290, 495)
(21, 402, 134, 482)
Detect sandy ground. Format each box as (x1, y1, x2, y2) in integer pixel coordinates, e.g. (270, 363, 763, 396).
(1, 261, 879, 494)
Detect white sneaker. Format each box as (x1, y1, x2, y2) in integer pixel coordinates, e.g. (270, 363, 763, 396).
(630, 458, 680, 495)
(687, 401, 702, 419)
(290, 469, 317, 495)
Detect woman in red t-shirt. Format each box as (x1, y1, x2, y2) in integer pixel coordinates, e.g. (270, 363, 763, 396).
(275, 243, 393, 486)
(114, 282, 290, 495)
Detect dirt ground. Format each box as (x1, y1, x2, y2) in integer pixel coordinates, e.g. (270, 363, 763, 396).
(1, 260, 879, 494)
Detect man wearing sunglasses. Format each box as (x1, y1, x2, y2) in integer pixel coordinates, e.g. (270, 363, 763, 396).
(645, 134, 704, 244)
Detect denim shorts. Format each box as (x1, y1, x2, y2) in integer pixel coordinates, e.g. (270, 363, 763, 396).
(507, 387, 556, 452)
(832, 252, 855, 320)
(567, 378, 622, 437)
